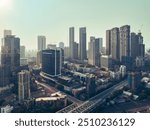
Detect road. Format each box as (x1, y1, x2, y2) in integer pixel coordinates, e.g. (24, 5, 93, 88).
(68, 80, 128, 113)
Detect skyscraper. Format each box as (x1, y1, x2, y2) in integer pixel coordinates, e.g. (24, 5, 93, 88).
(74, 42, 79, 59)
(99, 38, 103, 53)
(79, 27, 87, 61)
(131, 32, 145, 59)
(120, 25, 130, 61)
(106, 30, 111, 55)
(42, 48, 63, 77)
(69, 27, 75, 59)
(1, 35, 20, 72)
(36, 51, 42, 67)
(18, 70, 30, 103)
(111, 27, 120, 60)
(88, 37, 100, 67)
(137, 32, 145, 58)
(131, 32, 139, 59)
(37, 36, 46, 51)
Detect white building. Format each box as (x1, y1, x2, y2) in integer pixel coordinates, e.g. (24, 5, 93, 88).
(119, 65, 127, 78)
(101, 55, 112, 69)
(18, 70, 30, 103)
(1, 105, 13, 113)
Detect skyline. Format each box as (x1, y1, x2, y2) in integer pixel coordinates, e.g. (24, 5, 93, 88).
(0, 0, 150, 50)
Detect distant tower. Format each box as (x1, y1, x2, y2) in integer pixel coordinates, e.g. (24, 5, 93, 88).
(111, 27, 120, 61)
(37, 36, 46, 51)
(69, 27, 75, 59)
(119, 25, 130, 61)
(79, 27, 87, 61)
(18, 70, 30, 103)
(106, 30, 111, 55)
(88, 37, 100, 67)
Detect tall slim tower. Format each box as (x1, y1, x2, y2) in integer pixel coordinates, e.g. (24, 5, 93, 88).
(119, 25, 130, 61)
(69, 27, 75, 59)
(37, 36, 46, 51)
(111, 27, 120, 60)
(88, 37, 100, 67)
(18, 70, 30, 103)
(106, 30, 111, 55)
(79, 27, 87, 61)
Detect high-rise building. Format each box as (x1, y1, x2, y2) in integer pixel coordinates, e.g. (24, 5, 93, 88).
(120, 25, 130, 61)
(37, 36, 46, 51)
(74, 42, 79, 59)
(99, 38, 103, 53)
(69, 27, 75, 59)
(42, 48, 63, 77)
(64, 47, 70, 59)
(18, 70, 30, 103)
(79, 27, 87, 61)
(88, 37, 100, 67)
(131, 32, 145, 60)
(36, 51, 42, 67)
(106, 30, 111, 55)
(1, 35, 20, 72)
(138, 32, 145, 57)
(20, 46, 25, 58)
(101, 55, 112, 69)
(131, 32, 139, 59)
(111, 27, 120, 60)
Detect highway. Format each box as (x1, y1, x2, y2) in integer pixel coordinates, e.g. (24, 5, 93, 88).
(56, 103, 78, 113)
(68, 80, 128, 113)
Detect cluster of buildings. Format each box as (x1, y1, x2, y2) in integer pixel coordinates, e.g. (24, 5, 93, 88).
(0, 24, 148, 112)
(106, 25, 145, 69)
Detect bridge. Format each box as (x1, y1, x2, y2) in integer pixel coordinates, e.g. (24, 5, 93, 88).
(58, 80, 128, 113)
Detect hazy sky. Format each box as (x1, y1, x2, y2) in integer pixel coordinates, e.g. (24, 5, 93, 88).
(0, 0, 150, 50)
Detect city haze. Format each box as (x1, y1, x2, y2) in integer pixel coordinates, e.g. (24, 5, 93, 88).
(0, 0, 150, 50)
